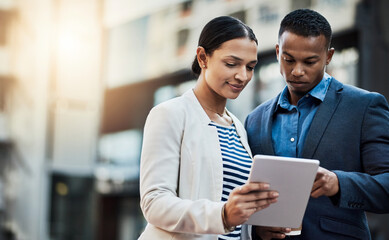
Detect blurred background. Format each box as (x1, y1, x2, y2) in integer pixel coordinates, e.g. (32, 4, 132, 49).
(0, 0, 388, 239)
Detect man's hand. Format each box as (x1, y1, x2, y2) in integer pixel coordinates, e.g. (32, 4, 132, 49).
(311, 167, 339, 198)
(255, 226, 291, 240)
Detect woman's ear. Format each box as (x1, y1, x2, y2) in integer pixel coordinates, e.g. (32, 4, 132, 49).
(196, 46, 207, 69)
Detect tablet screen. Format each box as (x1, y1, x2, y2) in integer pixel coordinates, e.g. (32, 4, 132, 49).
(245, 155, 320, 227)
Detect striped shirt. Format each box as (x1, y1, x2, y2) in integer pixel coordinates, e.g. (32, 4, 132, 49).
(209, 122, 252, 240)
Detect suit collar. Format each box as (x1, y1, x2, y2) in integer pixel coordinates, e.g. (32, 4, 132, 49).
(263, 78, 344, 158)
(301, 78, 344, 158)
(275, 73, 332, 112)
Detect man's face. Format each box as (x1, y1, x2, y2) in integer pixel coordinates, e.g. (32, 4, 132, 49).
(276, 31, 334, 105)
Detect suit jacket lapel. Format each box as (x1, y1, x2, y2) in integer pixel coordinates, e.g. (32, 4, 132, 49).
(301, 79, 344, 158)
(262, 96, 279, 155)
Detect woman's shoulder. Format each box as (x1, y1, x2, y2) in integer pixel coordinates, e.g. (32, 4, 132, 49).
(147, 92, 196, 123)
(152, 93, 191, 114)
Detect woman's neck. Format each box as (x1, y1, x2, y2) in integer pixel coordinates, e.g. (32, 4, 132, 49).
(193, 78, 232, 126)
(193, 79, 227, 115)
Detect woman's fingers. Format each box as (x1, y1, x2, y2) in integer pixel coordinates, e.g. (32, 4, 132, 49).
(239, 182, 270, 194)
(240, 189, 279, 202)
(247, 197, 277, 211)
(234, 191, 278, 212)
(224, 182, 279, 226)
(253, 190, 279, 199)
(231, 182, 279, 209)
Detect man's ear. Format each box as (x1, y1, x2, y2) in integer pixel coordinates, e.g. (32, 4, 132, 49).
(275, 43, 280, 62)
(326, 47, 335, 65)
(196, 46, 208, 68)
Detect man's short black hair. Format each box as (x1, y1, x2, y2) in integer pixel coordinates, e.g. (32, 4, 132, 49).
(279, 9, 332, 49)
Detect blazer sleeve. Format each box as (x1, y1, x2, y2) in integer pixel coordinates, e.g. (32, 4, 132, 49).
(334, 93, 389, 213)
(139, 103, 226, 234)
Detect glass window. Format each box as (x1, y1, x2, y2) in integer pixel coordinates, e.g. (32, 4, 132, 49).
(327, 47, 359, 86)
(105, 16, 149, 88)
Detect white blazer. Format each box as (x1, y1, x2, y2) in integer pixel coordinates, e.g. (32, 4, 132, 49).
(139, 89, 253, 240)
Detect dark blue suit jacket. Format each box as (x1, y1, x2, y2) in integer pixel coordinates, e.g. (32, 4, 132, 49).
(245, 78, 389, 240)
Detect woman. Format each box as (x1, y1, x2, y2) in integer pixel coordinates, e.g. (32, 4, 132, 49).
(139, 16, 279, 240)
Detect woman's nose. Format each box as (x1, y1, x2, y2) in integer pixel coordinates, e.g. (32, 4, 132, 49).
(235, 67, 248, 81)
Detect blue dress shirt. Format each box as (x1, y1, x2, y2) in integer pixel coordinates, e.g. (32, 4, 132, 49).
(272, 73, 332, 157)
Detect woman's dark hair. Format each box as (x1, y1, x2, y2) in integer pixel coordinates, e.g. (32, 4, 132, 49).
(279, 9, 332, 49)
(191, 16, 258, 77)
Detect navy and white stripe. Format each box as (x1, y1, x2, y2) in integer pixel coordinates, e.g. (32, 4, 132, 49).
(209, 122, 252, 240)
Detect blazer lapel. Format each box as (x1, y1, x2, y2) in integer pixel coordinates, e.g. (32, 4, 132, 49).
(261, 96, 279, 155)
(229, 111, 253, 157)
(301, 79, 344, 158)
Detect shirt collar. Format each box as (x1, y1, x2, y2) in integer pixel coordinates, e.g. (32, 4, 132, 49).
(275, 72, 333, 111)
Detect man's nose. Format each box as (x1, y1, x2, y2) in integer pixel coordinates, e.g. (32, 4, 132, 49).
(292, 64, 305, 77)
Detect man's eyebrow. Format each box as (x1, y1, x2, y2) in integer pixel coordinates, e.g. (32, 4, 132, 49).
(282, 51, 294, 58)
(283, 51, 319, 60)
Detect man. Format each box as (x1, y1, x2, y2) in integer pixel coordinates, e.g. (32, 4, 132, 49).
(245, 9, 389, 240)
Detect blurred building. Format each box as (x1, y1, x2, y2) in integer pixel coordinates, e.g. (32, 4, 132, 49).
(0, 0, 388, 240)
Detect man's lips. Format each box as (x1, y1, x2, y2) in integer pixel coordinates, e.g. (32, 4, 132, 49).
(287, 80, 307, 85)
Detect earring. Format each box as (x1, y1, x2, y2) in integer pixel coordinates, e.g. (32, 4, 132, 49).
(202, 65, 206, 68)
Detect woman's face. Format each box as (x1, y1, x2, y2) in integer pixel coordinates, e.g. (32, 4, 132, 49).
(203, 38, 258, 99)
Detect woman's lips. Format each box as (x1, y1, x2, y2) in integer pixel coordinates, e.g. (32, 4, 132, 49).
(228, 83, 244, 91)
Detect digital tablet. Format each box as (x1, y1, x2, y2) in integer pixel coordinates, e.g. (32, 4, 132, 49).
(244, 154, 320, 227)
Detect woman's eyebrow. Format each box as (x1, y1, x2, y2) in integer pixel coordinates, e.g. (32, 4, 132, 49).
(226, 55, 257, 64)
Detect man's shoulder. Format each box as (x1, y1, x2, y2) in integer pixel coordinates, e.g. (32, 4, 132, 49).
(256, 95, 278, 110)
(329, 79, 389, 110)
(339, 82, 384, 100)
(247, 95, 279, 119)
